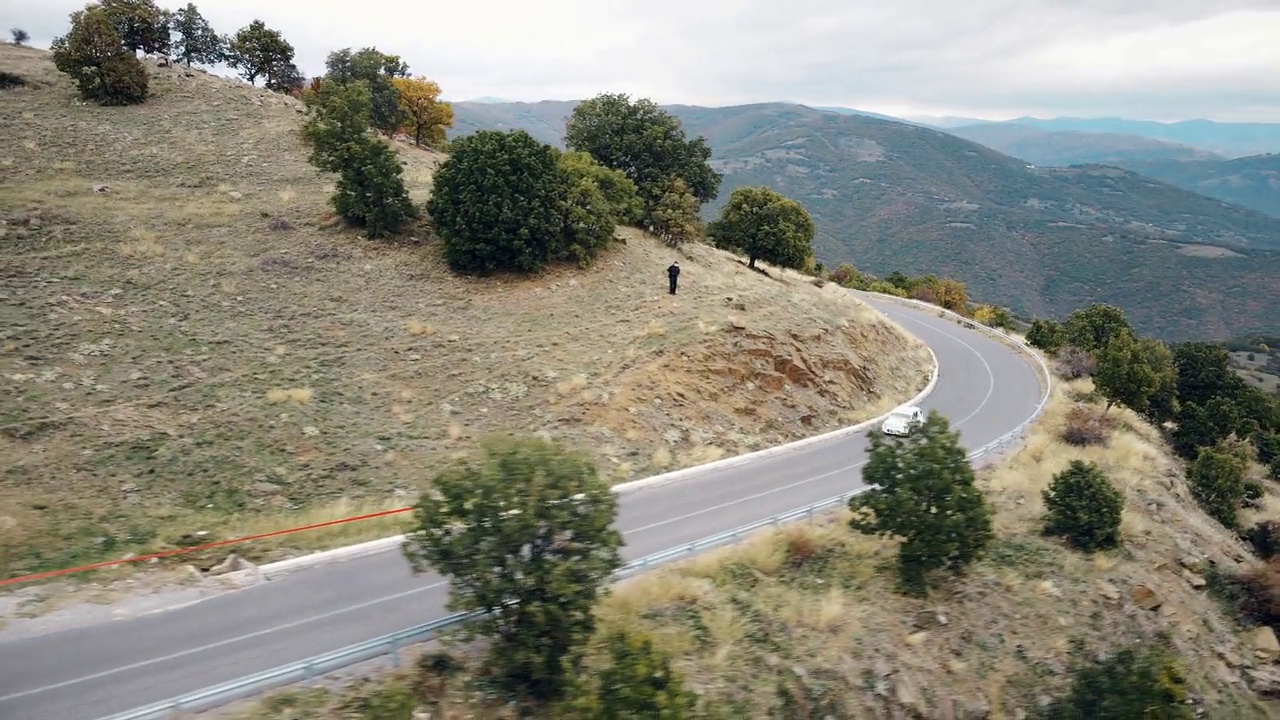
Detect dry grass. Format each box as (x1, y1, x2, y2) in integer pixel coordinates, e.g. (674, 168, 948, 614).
(229, 375, 1279, 720)
(0, 44, 932, 582)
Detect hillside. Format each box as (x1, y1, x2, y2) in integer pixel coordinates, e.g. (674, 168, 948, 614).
(228, 371, 1280, 719)
(0, 44, 934, 582)
(1119, 155, 1280, 219)
(448, 100, 1280, 341)
(922, 116, 1280, 159)
(944, 122, 1223, 166)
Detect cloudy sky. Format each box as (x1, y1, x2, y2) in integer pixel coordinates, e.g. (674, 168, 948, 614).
(7, 0, 1280, 122)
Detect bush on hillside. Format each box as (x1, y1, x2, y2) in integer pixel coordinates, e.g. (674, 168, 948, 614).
(559, 629, 700, 718)
(0, 71, 27, 89)
(972, 303, 1015, 330)
(1187, 444, 1247, 528)
(647, 177, 702, 247)
(1062, 303, 1134, 354)
(428, 130, 568, 274)
(1239, 559, 1280, 626)
(51, 6, 149, 106)
(849, 411, 994, 597)
(1042, 460, 1124, 552)
(1053, 346, 1096, 379)
(1044, 643, 1193, 720)
(1245, 521, 1280, 559)
(1026, 317, 1065, 352)
(1060, 404, 1114, 447)
(302, 81, 417, 239)
(11, 28, 30, 46)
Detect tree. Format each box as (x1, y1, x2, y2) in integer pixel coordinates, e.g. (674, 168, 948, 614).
(324, 47, 409, 136)
(848, 411, 994, 596)
(647, 177, 702, 247)
(1026, 318, 1065, 353)
(168, 3, 223, 67)
(1138, 337, 1180, 425)
(401, 435, 623, 703)
(51, 6, 149, 106)
(1045, 644, 1192, 720)
(1171, 397, 1244, 461)
(1093, 332, 1160, 414)
(302, 82, 417, 238)
(973, 304, 1014, 330)
(558, 150, 643, 226)
(1172, 342, 1241, 408)
(931, 277, 970, 315)
(10, 28, 29, 46)
(564, 92, 722, 212)
(1188, 443, 1247, 528)
(100, 0, 170, 56)
(391, 75, 453, 148)
(1042, 460, 1124, 552)
(226, 19, 294, 86)
(264, 60, 304, 94)
(1063, 303, 1133, 353)
(427, 129, 568, 275)
(706, 186, 814, 270)
(561, 629, 699, 719)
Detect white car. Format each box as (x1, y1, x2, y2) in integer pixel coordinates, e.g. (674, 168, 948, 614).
(881, 405, 925, 437)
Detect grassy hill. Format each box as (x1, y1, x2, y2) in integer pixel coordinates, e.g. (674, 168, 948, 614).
(448, 100, 1280, 341)
(944, 122, 1223, 166)
(0, 44, 933, 581)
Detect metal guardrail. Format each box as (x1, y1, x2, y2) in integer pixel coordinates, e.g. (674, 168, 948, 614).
(102, 300, 1054, 720)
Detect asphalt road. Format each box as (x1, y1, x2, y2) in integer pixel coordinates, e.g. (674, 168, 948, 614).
(0, 297, 1046, 720)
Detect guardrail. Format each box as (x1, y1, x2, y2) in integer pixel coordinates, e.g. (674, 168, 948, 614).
(102, 295, 1054, 720)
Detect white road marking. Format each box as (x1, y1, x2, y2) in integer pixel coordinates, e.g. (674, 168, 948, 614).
(0, 580, 446, 702)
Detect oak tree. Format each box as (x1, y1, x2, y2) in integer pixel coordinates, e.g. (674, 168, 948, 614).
(324, 47, 409, 136)
(391, 75, 453, 148)
(1042, 460, 1124, 552)
(1188, 443, 1248, 528)
(565, 92, 722, 213)
(402, 435, 623, 703)
(1063, 303, 1133, 353)
(100, 0, 170, 56)
(168, 3, 223, 66)
(849, 411, 994, 596)
(707, 186, 814, 270)
(1093, 332, 1164, 414)
(226, 19, 294, 87)
(11, 28, 30, 46)
(51, 5, 149, 106)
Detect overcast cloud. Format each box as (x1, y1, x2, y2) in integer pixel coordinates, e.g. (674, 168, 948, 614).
(5, 0, 1280, 122)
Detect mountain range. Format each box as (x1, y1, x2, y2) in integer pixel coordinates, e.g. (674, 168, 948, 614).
(446, 100, 1280, 342)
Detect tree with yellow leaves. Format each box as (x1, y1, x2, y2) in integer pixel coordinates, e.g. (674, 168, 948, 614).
(392, 76, 454, 149)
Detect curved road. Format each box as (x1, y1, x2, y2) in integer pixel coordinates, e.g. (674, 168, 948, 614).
(0, 297, 1045, 720)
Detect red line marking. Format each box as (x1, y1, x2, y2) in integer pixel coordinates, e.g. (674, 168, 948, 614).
(0, 506, 414, 587)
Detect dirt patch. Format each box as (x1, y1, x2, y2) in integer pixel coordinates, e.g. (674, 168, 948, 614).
(0, 44, 931, 591)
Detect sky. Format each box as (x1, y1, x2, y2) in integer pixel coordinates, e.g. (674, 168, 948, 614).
(6, 0, 1280, 123)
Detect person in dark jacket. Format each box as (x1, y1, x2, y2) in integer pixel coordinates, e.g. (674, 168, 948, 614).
(667, 261, 680, 295)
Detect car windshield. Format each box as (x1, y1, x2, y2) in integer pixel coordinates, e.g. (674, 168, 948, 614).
(889, 411, 912, 421)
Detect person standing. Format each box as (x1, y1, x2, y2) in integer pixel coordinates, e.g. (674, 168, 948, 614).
(667, 261, 680, 295)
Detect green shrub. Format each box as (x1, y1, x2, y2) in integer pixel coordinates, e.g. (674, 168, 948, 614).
(0, 71, 26, 89)
(1042, 460, 1124, 552)
(51, 6, 149, 106)
(560, 629, 699, 719)
(1187, 444, 1247, 528)
(427, 129, 567, 275)
(1245, 521, 1280, 559)
(1044, 644, 1192, 720)
(1026, 317, 1064, 352)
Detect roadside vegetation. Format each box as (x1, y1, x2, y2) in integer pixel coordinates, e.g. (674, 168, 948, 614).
(226, 303, 1280, 718)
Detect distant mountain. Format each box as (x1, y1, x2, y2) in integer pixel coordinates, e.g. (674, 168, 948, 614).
(994, 117, 1280, 159)
(943, 123, 1222, 166)
(1121, 154, 1280, 219)
(810, 106, 932, 127)
(447, 100, 1280, 341)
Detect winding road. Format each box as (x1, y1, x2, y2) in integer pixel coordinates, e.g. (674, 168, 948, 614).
(0, 295, 1047, 720)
